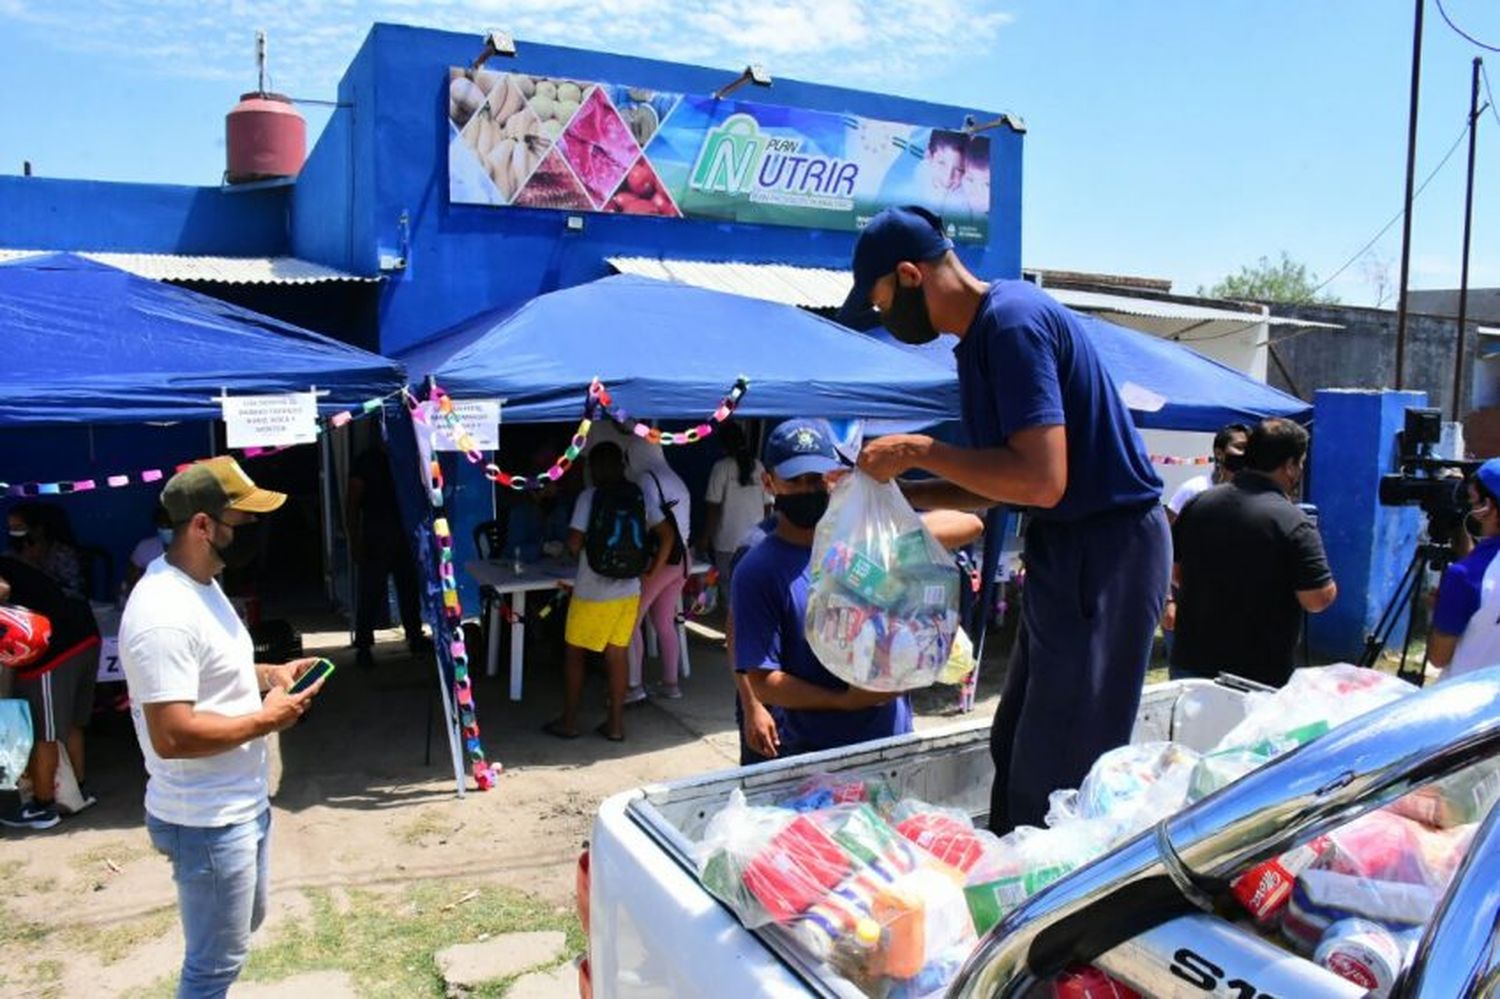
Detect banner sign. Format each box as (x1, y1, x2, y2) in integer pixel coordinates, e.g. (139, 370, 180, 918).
(435, 399, 501, 452)
(447, 68, 990, 243)
(221, 393, 318, 449)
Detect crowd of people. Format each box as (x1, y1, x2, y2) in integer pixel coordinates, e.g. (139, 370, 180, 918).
(7, 204, 1499, 998)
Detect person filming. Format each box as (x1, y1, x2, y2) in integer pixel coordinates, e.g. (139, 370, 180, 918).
(1427, 459, 1500, 681)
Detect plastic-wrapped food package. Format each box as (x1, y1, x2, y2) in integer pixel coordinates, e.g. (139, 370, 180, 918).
(696, 790, 853, 927)
(1313, 809, 1474, 889)
(1230, 836, 1331, 924)
(1390, 758, 1500, 828)
(888, 800, 1000, 877)
(806, 473, 960, 692)
(1214, 664, 1415, 754)
(1074, 742, 1200, 838)
(963, 821, 1117, 934)
(779, 772, 899, 815)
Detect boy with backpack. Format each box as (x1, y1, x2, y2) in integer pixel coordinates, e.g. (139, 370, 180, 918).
(545, 441, 672, 742)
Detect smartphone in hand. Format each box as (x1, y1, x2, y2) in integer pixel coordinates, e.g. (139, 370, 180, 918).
(288, 658, 336, 696)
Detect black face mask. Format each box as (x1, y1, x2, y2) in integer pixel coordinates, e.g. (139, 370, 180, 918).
(1220, 451, 1247, 475)
(775, 490, 830, 530)
(880, 281, 939, 345)
(210, 518, 261, 569)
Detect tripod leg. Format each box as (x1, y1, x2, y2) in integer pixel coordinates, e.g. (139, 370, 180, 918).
(1361, 552, 1426, 669)
(1397, 561, 1430, 687)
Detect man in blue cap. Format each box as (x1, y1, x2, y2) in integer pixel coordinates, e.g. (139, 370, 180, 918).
(1428, 457, 1500, 681)
(732, 418, 911, 757)
(844, 205, 1170, 834)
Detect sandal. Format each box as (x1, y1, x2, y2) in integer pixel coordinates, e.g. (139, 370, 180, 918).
(595, 722, 625, 743)
(542, 719, 581, 740)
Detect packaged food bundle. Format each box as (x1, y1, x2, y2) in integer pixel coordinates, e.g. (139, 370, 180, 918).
(1214, 664, 1415, 756)
(696, 790, 855, 927)
(1051, 965, 1144, 999)
(1074, 742, 1200, 836)
(963, 821, 1116, 935)
(1314, 808, 1476, 889)
(1281, 869, 1439, 953)
(1390, 758, 1500, 828)
(1313, 918, 1423, 998)
(779, 773, 898, 815)
(806, 473, 960, 692)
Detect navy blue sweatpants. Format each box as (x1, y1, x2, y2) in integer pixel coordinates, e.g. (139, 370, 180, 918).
(988, 503, 1171, 834)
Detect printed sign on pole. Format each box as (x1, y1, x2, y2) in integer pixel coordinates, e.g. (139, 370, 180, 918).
(435, 399, 502, 452)
(221, 393, 319, 448)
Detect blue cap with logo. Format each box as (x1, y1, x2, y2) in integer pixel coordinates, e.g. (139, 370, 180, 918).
(1476, 458, 1500, 500)
(764, 419, 844, 479)
(840, 205, 955, 326)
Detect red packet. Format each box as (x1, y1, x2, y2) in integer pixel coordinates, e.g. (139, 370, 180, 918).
(742, 816, 853, 923)
(1053, 965, 1143, 999)
(1232, 837, 1329, 923)
(897, 812, 984, 874)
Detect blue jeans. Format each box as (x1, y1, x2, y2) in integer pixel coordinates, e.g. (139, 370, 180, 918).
(146, 808, 271, 999)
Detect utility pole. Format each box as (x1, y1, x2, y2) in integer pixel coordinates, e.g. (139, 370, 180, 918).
(1395, 0, 1425, 389)
(1452, 56, 1483, 421)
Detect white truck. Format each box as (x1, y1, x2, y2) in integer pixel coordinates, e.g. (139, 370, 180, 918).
(578, 670, 1500, 998)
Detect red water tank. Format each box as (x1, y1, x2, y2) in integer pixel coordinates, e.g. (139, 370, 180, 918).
(225, 92, 305, 183)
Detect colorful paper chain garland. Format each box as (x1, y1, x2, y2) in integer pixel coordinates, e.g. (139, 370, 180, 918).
(416, 385, 497, 791)
(413, 376, 750, 493)
(1, 393, 394, 498)
(1151, 454, 1214, 466)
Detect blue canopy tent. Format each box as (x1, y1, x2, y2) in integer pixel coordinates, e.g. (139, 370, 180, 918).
(396, 273, 960, 421)
(0, 253, 402, 426)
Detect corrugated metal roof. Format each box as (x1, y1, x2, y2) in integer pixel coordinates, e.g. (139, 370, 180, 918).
(608, 256, 851, 309)
(0, 249, 377, 285)
(607, 256, 1338, 330)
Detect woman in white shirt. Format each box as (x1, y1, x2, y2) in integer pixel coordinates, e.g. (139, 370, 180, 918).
(701, 423, 771, 590)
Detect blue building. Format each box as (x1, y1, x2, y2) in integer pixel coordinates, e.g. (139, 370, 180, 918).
(1, 22, 1022, 611)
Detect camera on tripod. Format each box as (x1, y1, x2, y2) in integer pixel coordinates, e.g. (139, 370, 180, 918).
(1377, 407, 1479, 547)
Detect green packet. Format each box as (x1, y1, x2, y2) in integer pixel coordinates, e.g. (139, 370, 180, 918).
(964, 864, 1076, 935)
(829, 804, 901, 866)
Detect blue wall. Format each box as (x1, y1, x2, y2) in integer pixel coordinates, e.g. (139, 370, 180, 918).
(1308, 389, 1425, 661)
(0, 175, 290, 255)
(293, 22, 1024, 356)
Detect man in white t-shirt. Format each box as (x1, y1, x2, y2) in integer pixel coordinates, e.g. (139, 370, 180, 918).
(120, 456, 325, 999)
(543, 442, 670, 742)
(1164, 423, 1250, 524)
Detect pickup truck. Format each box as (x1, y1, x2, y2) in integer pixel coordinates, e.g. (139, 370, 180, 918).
(579, 669, 1500, 998)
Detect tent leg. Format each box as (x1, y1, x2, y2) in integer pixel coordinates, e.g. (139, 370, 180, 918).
(320, 435, 337, 606)
(431, 647, 465, 797)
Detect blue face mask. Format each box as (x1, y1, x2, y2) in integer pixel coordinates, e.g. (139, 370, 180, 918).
(156, 527, 174, 546)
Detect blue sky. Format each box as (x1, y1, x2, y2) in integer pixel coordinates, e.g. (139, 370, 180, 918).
(0, 0, 1495, 305)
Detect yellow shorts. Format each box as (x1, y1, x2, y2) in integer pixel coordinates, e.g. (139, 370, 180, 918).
(565, 594, 641, 652)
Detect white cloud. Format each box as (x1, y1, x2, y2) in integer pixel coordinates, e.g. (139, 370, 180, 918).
(0, 0, 1014, 98)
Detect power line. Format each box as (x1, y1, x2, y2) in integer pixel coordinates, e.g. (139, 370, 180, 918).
(1180, 117, 1472, 344)
(1306, 115, 1471, 297)
(1483, 62, 1500, 128)
(1434, 0, 1500, 53)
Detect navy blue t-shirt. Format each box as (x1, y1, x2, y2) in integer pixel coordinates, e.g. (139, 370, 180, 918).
(954, 281, 1162, 522)
(731, 533, 913, 755)
(730, 515, 781, 730)
(1433, 536, 1500, 636)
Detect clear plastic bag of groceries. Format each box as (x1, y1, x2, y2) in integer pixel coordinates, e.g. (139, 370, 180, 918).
(805, 472, 960, 691)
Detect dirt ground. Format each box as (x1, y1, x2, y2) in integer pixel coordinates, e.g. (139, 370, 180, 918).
(0, 612, 1008, 998)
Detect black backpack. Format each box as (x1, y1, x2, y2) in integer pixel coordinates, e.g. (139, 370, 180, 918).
(585, 483, 651, 579)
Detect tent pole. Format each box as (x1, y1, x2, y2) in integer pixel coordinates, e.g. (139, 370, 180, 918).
(319, 433, 337, 606)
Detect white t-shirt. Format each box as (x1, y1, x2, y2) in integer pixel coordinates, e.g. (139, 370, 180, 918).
(119, 557, 267, 827)
(569, 486, 665, 603)
(705, 456, 771, 554)
(1445, 553, 1500, 681)
(1167, 473, 1213, 515)
(130, 536, 165, 570)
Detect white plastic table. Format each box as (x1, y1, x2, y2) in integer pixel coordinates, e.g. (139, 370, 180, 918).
(465, 557, 710, 701)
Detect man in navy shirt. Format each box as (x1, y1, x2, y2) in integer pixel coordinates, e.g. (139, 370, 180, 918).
(733, 419, 912, 757)
(845, 206, 1171, 834)
(1428, 458, 1500, 681)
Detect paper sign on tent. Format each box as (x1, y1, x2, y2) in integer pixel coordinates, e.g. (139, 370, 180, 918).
(221, 393, 318, 448)
(435, 399, 502, 452)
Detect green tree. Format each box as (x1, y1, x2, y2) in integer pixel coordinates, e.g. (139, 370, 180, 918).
(1200, 251, 1341, 305)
